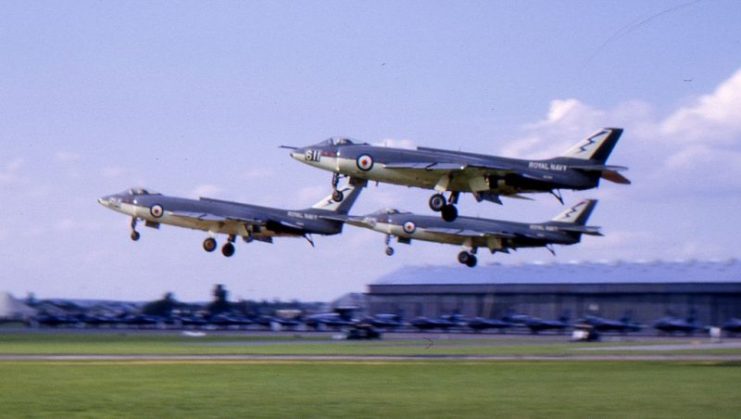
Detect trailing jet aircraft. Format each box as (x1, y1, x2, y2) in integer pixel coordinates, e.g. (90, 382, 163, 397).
(98, 178, 365, 257)
(332, 199, 601, 267)
(284, 128, 629, 221)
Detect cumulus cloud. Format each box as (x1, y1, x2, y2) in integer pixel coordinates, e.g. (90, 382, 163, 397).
(189, 184, 224, 198)
(55, 151, 81, 163)
(661, 68, 741, 145)
(373, 138, 417, 149)
(0, 158, 24, 185)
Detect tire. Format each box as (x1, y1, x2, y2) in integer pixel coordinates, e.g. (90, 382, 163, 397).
(130, 231, 140, 241)
(222, 242, 235, 257)
(457, 251, 470, 264)
(465, 255, 478, 268)
(203, 238, 217, 252)
(428, 194, 446, 212)
(332, 190, 344, 202)
(441, 204, 458, 222)
(385, 247, 395, 256)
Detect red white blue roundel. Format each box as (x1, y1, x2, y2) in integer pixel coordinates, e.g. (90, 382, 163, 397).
(150, 204, 164, 218)
(403, 221, 416, 234)
(356, 154, 374, 171)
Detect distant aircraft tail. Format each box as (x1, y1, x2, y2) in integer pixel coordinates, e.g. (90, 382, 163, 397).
(558, 128, 631, 185)
(546, 199, 602, 237)
(310, 177, 367, 214)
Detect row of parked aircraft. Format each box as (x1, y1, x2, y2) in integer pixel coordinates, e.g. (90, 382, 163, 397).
(99, 128, 630, 266)
(29, 310, 741, 337)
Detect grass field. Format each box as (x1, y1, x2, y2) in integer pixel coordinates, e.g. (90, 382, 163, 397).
(1, 332, 740, 418)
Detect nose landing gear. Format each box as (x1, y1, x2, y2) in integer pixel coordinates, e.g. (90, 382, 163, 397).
(457, 250, 478, 268)
(130, 218, 140, 241)
(384, 234, 394, 256)
(331, 172, 344, 202)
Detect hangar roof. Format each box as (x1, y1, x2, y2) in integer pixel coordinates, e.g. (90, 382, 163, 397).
(374, 260, 741, 286)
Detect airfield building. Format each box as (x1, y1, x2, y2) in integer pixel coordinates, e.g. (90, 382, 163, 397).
(366, 260, 741, 325)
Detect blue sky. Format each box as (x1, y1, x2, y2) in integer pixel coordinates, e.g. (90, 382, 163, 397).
(1, 1, 740, 301)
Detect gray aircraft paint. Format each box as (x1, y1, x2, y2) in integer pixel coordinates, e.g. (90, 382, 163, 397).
(288, 128, 629, 201)
(337, 199, 600, 265)
(98, 178, 365, 252)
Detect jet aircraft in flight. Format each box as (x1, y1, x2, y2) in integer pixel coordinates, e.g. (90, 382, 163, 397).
(333, 199, 601, 267)
(98, 179, 365, 257)
(284, 128, 629, 221)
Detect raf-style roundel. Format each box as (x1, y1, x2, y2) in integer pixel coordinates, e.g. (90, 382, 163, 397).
(402, 221, 416, 234)
(356, 154, 374, 171)
(150, 204, 164, 218)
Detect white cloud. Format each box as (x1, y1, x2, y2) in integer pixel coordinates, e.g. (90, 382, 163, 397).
(101, 166, 127, 178)
(661, 68, 741, 145)
(241, 167, 275, 180)
(373, 138, 417, 149)
(55, 151, 81, 163)
(189, 184, 224, 198)
(0, 158, 24, 185)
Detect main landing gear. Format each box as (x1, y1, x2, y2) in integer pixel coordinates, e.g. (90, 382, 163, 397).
(429, 192, 459, 222)
(457, 250, 477, 268)
(202, 235, 237, 257)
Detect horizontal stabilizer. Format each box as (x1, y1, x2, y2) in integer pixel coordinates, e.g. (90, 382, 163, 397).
(601, 170, 631, 184)
(557, 225, 603, 236)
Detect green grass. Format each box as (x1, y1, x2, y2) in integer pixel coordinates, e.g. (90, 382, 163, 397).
(0, 361, 738, 418)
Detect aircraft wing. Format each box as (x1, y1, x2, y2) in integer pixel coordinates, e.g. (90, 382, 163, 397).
(423, 227, 517, 239)
(168, 210, 266, 227)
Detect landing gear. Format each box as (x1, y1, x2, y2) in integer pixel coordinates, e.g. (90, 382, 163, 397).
(222, 242, 235, 257)
(457, 251, 477, 268)
(384, 234, 394, 256)
(441, 205, 458, 222)
(203, 237, 217, 252)
(331, 172, 344, 202)
(429, 192, 460, 222)
(221, 235, 236, 257)
(130, 218, 140, 241)
(429, 194, 446, 212)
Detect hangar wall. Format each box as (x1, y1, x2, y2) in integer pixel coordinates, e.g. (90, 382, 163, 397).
(366, 261, 741, 325)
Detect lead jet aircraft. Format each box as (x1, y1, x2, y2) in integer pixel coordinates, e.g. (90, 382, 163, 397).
(283, 128, 629, 221)
(98, 178, 365, 257)
(333, 199, 600, 267)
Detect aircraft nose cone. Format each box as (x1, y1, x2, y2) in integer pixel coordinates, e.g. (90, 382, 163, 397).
(290, 150, 303, 160)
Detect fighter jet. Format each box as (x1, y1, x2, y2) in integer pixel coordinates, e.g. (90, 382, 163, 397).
(578, 314, 643, 334)
(653, 313, 705, 336)
(284, 128, 629, 221)
(334, 199, 601, 267)
(526, 314, 571, 334)
(98, 178, 365, 257)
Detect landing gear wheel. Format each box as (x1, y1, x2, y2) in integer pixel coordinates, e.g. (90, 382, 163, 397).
(385, 246, 395, 256)
(332, 189, 344, 202)
(458, 251, 471, 265)
(429, 194, 446, 212)
(222, 242, 235, 257)
(203, 237, 217, 252)
(465, 255, 477, 268)
(441, 204, 458, 222)
(130, 231, 140, 241)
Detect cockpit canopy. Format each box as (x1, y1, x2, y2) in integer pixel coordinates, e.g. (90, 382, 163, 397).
(317, 137, 365, 147)
(126, 188, 161, 196)
(370, 208, 409, 216)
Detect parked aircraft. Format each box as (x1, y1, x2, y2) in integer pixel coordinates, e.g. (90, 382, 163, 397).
(363, 314, 404, 330)
(98, 178, 365, 257)
(410, 314, 466, 331)
(284, 128, 628, 221)
(525, 314, 571, 334)
(653, 314, 705, 335)
(722, 318, 741, 336)
(578, 314, 643, 334)
(467, 317, 515, 333)
(335, 199, 601, 267)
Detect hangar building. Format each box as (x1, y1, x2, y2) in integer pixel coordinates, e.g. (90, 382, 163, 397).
(366, 260, 741, 325)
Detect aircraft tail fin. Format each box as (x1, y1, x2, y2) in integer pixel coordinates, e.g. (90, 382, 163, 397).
(549, 199, 598, 225)
(310, 177, 367, 214)
(560, 128, 623, 163)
